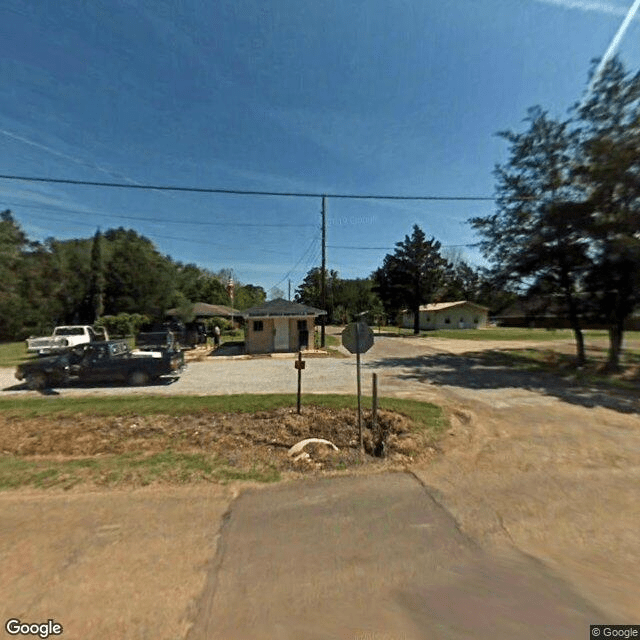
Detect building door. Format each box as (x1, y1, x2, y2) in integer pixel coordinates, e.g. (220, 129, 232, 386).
(297, 320, 309, 349)
(274, 318, 289, 351)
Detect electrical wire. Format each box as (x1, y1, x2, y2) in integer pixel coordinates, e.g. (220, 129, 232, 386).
(327, 243, 479, 250)
(270, 233, 320, 290)
(0, 173, 505, 201)
(16, 209, 301, 256)
(4, 201, 316, 228)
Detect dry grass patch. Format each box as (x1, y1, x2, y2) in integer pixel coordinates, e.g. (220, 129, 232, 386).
(0, 398, 445, 490)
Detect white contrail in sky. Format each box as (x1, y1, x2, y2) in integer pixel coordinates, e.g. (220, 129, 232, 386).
(0, 128, 140, 184)
(0, 127, 180, 202)
(533, 0, 626, 15)
(590, 0, 640, 86)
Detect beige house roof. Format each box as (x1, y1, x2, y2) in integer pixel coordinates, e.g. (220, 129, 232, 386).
(404, 301, 489, 313)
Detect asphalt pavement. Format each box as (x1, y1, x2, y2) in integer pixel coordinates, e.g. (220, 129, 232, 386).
(187, 472, 602, 640)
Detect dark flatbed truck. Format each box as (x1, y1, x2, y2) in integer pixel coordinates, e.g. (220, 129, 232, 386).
(15, 340, 185, 390)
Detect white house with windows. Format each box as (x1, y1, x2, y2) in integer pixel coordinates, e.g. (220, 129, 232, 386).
(400, 301, 489, 330)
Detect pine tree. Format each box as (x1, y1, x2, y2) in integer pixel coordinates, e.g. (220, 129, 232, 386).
(373, 225, 448, 334)
(90, 228, 105, 322)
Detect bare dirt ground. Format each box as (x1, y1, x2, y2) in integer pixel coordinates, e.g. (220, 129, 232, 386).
(1, 331, 639, 637)
(0, 485, 234, 640)
(374, 334, 640, 623)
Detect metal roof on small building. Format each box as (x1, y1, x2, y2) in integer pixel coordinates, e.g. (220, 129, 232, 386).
(242, 298, 326, 318)
(403, 301, 490, 313)
(165, 302, 242, 317)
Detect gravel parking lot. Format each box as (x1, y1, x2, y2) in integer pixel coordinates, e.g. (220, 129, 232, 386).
(1, 355, 359, 397)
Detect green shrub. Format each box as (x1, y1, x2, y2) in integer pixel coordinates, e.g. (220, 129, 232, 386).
(96, 313, 150, 338)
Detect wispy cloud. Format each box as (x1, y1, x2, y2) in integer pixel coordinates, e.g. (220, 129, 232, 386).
(531, 0, 628, 16)
(266, 105, 423, 175)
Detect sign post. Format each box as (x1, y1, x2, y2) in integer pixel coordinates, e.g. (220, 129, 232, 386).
(372, 372, 378, 435)
(356, 323, 362, 451)
(341, 322, 374, 453)
(294, 351, 306, 414)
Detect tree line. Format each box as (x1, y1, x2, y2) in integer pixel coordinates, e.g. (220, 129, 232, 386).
(0, 217, 266, 340)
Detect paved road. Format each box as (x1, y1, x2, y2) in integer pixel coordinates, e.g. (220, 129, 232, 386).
(187, 472, 602, 640)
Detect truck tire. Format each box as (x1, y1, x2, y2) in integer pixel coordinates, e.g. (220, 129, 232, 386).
(25, 372, 48, 390)
(128, 370, 150, 386)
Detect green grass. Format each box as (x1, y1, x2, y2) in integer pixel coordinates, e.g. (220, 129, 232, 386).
(380, 326, 640, 343)
(476, 348, 640, 391)
(0, 342, 33, 368)
(0, 393, 445, 490)
(412, 328, 608, 341)
(428, 328, 584, 340)
(322, 334, 349, 358)
(324, 334, 340, 347)
(0, 393, 445, 429)
(220, 329, 245, 344)
(0, 451, 279, 490)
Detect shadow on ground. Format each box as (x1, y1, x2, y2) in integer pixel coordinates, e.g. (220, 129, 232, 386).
(366, 350, 640, 414)
(210, 341, 245, 356)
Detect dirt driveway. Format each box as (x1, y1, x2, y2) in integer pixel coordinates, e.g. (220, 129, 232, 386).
(365, 334, 640, 621)
(1, 332, 639, 636)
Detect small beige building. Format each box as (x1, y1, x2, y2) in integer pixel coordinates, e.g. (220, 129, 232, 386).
(401, 301, 489, 330)
(243, 298, 326, 354)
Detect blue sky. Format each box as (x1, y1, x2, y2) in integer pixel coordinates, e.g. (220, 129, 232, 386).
(1, 0, 639, 295)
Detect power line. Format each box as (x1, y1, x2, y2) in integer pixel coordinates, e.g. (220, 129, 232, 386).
(16, 209, 303, 256)
(271, 233, 320, 290)
(0, 173, 501, 201)
(327, 243, 479, 250)
(4, 201, 316, 228)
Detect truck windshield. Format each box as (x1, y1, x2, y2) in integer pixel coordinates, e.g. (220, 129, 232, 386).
(55, 328, 85, 336)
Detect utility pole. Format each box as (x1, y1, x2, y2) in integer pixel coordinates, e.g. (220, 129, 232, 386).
(288, 279, 291, 301)
(321, 196, 326, 348)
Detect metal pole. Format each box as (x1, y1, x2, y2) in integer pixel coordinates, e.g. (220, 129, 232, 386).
(321, 196, 326, 348)
(297, 351, 302, 414)
(372, 372, 378, 435)
(356, 323, 363, 453)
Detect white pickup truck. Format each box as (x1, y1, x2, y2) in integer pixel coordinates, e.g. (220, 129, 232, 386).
(26, 325, 109, 355)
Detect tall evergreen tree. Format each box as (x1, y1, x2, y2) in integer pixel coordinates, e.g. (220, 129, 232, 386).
(471, 108, 591, 365)
(294, 267, 339, 321)
(575, 58, 640, 369)
(372, 225, 448, 334)
(0, 210, 28, 339)
(103, 228, 176, 318)
(90, 228, 105, 322)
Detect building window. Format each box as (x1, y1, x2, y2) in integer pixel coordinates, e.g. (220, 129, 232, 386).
(253, 320, 264, 332)
(297, 320, 307, 331)
(444, 317, 450, 324)
(474, 317, 479, 324)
